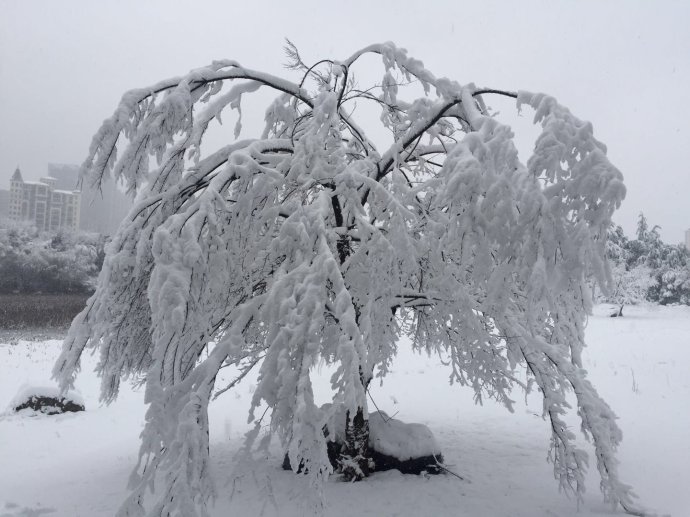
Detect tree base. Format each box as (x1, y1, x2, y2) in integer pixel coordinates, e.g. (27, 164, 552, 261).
(281, 441, 444, 476)
(282, 410, 444, 476)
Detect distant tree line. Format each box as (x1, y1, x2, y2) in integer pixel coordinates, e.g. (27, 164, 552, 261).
(598, 213, 690, 313)
(0, 219, 105, 294)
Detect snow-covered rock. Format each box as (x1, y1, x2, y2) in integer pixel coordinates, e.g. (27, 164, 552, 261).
(367, 411, 443, 474)
(368, 411, 440, 461)
(9, 385, 85, 415)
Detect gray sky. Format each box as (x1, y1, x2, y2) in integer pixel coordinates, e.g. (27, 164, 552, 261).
(1, 0, 689, 242)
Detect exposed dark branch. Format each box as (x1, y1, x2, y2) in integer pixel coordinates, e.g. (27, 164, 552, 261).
(147, 69, 314, 108)
(472, 88, 518, 100)
(213, 355, 264, 400)
(336, 64, 349, 108)
(376, 97, 464, 182)
(298, 59, 334, 89)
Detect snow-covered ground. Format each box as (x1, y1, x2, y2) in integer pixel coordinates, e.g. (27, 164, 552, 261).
(1, 304, 688, 517)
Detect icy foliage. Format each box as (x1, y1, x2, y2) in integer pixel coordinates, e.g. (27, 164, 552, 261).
(53, 42, 645, 515)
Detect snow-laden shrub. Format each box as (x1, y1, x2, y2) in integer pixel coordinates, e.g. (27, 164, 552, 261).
(0, 222, 104, 294)
(652, 268, 690, 305)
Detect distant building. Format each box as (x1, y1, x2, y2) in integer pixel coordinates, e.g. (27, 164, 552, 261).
(686, 228, 690, 251)
(8, 168, 81, 231)
(47, 163, 131, 236)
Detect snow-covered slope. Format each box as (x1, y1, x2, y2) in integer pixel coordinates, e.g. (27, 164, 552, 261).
(0, 304, 688, 516)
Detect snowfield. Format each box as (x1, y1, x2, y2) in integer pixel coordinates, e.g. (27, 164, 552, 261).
(1, 304, 688, 517)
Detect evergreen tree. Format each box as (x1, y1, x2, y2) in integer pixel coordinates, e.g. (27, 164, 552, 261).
(598, 224, 651, 316)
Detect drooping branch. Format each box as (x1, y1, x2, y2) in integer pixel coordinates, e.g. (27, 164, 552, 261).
(376, 88, 518, 181)
(83, 66, 312, 188)
(150, 67, 314, 106)
(473, 88, 518, 100)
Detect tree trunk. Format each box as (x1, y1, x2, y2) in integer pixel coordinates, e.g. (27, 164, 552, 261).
(334, 232, 372, 480)
(610, 304, 624, 317)
(340, 405, 371, 481)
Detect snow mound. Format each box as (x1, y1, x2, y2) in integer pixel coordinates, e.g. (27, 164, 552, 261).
(324, 405, 441, 460)
(368, 411, 441, 461)
(8, 384, 85, 415)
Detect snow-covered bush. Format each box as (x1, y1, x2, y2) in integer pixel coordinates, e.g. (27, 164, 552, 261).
(651, 268, 690, 305)
(53, 43, 646, 516)
(0, 221, 104, 294)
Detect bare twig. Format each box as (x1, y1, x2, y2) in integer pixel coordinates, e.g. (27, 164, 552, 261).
(432, 455, 466, 481)
(366, 388, 398, 423)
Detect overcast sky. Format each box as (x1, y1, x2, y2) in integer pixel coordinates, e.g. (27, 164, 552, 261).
(1, 0, 688, 242)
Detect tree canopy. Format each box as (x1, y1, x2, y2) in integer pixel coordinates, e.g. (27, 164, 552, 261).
(53, 42, 645, 516)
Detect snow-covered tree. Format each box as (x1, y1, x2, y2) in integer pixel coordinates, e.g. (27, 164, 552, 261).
(602, 263, 655, 316)
(53, 43, 645, 516)
(622, 214, 690, 306)
(596, 224, 653, 316)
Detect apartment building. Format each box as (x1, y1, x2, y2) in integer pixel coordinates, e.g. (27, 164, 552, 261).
(7, 168, 81, 231)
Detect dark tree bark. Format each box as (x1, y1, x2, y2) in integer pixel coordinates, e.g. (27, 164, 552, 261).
(333, 229, 374, 481)
(341, 405, 371, 481)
